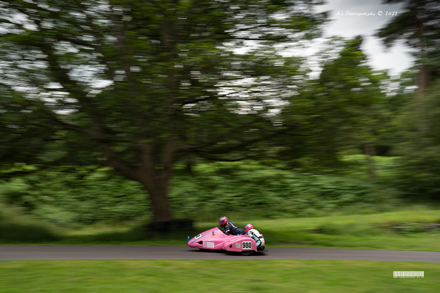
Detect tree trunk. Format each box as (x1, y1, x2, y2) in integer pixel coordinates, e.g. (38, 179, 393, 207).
(138, 141, 175, 222)
(416, 15, 430, 133)
(416, 64, 430, 133)
(140, 171, 173, 222)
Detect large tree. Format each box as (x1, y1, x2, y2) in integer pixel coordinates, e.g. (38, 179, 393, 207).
(393, 80, 440, 198)
(375, 0, 440, 132)
(376, 0, 440, 88)
(0, 0, 327, 221)
(273, 36, 388, 174)
(375, 0, 440, 197)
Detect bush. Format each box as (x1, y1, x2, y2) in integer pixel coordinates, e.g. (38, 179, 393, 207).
(170, 161, 398, 220)
(0, 203, 60, 242)
(0, 168, 148, 226)
(0, 161, 401, 225)
(390, 81, 440, 200)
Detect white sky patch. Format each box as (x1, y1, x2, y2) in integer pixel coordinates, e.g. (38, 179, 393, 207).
(93, 79, 113, 88)
(314, 0, 414, 77)
(233, 0, 415, 79)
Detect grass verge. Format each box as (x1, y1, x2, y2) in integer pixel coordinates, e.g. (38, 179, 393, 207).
(1, 207, 440, 251)
(0, 260, 438, 293)
(195, 208, 440, 251)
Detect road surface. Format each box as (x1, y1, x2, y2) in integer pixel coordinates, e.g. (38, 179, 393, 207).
(1, 246, 440, 262)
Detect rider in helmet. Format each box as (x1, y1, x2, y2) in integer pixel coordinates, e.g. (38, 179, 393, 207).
(219, 216, 245, 235)
(244, 223, 265, 250)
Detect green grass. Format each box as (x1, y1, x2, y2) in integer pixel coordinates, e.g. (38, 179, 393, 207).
(214, 207, 440, 230)
(0, 203, 61, 242)
(2, 206, 440, 251)
(0, 260, 438, 293)
(193, 208, 440, 251)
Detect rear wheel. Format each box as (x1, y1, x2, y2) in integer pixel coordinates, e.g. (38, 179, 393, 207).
(241, 251, 252, 256)
(199, 248, 209, 252)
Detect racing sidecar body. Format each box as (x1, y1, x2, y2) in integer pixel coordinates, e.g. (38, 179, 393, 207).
(187, 227, 265, 255)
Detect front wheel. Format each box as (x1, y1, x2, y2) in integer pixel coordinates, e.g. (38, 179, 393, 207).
(199, 248, 209, 252)
(241, 251, 252, 256)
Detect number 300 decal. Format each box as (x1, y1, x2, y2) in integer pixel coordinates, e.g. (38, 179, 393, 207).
(242, 241, 252, 250)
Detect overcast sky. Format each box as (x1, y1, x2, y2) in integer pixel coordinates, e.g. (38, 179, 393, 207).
(315, 0, 414, 77)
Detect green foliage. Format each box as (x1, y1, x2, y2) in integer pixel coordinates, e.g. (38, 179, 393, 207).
(0, 0, 328, 221)
(392, 81, 440, 198)
(340, 155, 400, 180)
(376, 0, 440, 82)
(0, 161, 401, 226)
(275, 36, 390, 169)
(0, 203, 60, 242)
(0, 168, 148, 226)
(170, 162, 398, 220)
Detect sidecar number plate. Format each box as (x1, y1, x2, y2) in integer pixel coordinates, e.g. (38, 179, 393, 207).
(242, 241, 252, 250)
(203, 242, 215, 248)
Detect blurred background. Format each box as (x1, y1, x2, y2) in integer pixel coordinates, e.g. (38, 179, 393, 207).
(0, 0, 439, 244)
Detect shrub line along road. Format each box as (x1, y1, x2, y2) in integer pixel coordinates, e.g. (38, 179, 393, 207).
(1, 246, 440, 262)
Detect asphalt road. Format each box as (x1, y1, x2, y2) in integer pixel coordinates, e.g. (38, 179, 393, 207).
(1, 246, 440, 262)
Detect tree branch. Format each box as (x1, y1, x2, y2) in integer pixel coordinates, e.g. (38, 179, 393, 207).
(100, 143, 140, 181)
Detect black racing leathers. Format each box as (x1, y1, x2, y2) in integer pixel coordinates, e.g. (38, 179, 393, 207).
(222, 221, 245, 235)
